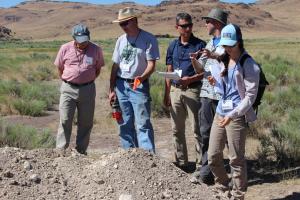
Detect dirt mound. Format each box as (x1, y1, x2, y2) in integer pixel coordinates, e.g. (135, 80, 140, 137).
(0, 26, 13, 40)
(0, 147, 227, 200)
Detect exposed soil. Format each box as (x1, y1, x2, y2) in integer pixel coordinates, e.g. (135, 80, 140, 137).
(0, 147, 228, 200)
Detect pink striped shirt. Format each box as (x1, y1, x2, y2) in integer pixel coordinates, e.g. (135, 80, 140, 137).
(54, 41, 104, 84)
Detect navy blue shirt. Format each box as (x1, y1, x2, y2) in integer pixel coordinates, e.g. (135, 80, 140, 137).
(166, 34, 206, 85)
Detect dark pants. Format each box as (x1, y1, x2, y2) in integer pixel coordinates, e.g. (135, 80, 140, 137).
(198, 97, 218, 184)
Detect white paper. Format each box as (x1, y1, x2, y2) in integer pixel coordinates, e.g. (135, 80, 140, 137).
(156, 70, 181, 81)
(209, 65, 221, 79)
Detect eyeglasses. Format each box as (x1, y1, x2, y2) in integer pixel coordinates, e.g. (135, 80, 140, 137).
(119, 20, 130, 27)
(177, 23, 193, 29)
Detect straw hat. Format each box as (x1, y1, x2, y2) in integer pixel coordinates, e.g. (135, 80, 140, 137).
(112, 7, 141, 23)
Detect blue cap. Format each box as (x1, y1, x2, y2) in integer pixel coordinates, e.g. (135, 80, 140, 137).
(218, 24, 242, 47)
(72, 24, 90, 43)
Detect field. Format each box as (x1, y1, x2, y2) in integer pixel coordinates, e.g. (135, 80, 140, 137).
(0, 37, 299, 199)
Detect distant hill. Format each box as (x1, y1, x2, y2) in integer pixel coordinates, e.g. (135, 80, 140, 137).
(0, 0, 299, 40)
(256, 0, 300, 31)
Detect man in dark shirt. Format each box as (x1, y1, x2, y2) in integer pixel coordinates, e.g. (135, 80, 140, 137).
(163, 12, 206, 170)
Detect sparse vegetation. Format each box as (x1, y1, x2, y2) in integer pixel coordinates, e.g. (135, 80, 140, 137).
(0, 38, 299, 170)
(0, 41, 60, 116)
(247, 42, 300, 170)
(0, 120, 55, 149)
(0, 80, 59, 116)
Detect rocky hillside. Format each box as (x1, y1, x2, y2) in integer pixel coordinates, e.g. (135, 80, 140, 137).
(0, 0, 297, 40)
(0, 26, 13, 40)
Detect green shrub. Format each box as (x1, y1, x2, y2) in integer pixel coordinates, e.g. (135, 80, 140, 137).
(257, 125, 300, 169)
(26, 65, 56, 82)
(0, 80, 21, 97)
(255, 54, 300, 169)
(30, 53, 51, 60)
(0, 122, 55, 149)
(13, 99, 47, 116)
(0, 80, 59, 116)
(150, 85, 167, 117)
(150, 72, 168, 117)
(257, 55, 298, 87)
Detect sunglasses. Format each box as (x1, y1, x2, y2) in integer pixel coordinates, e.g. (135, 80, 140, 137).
(177, 23, 193, 29)
(119, 20, 130, 27)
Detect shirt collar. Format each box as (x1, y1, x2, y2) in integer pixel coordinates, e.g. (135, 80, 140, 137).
(178, 33, 197, 46)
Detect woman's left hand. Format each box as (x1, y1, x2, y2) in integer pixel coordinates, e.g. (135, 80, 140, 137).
(219, 116, 232, 127)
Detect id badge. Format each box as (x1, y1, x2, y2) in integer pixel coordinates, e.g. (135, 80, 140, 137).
(222, 100, 233, 111)
(86, 57, 93, 65)
(120, 62, 131, 72)
(174, 69, 182, 77)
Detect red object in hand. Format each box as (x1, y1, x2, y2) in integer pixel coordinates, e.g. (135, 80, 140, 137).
(111, 97, 123, 124)
(112, 110, 122, 121)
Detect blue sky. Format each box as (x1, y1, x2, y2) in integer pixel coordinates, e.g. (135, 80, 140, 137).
(0, 0, 257, 8)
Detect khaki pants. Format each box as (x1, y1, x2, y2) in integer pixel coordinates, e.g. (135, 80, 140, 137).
(56, 81, 96, 154)
(208, 114, 247, 200)
(170, 86, 200, 167)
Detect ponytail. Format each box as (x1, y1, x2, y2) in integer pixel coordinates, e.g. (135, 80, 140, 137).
(218, 53, 229, 77)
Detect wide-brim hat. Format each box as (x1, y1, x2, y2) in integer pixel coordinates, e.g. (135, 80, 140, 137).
(202, 8, 228, 25)
(112, 7, 141, 23)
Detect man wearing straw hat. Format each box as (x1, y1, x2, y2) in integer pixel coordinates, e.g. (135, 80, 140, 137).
(109, 7, 160, 152)
(190, 8, 228, 184)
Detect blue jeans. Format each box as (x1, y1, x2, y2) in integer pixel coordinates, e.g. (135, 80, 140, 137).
(115, 78, 155, 152)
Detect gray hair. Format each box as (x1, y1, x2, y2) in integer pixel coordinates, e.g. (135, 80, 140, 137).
(176, 12, 192, 24)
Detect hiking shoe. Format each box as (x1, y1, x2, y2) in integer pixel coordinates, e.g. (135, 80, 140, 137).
(190, 171, 201, 184)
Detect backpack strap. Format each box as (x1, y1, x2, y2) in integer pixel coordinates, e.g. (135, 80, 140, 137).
(239, 53, 251, 77)
(239, 53, 259, 114)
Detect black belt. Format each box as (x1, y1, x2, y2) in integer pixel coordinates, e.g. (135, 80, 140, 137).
(117, 77, 135, 83)
(117, 77, 148, 84)
(171, 81, 200, 90)
(63, 80, 94, 87)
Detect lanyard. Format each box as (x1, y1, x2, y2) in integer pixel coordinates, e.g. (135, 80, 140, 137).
(222, 64, 237, 100)
(124, 30, 141, 61)
(74, 46, 87, 66)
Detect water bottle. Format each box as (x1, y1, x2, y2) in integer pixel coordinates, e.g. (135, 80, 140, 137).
(111, 97, 123, 124)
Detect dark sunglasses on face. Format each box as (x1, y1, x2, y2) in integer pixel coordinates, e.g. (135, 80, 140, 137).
(177, 23, 193, 29)
(119, 20, 130, 27)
